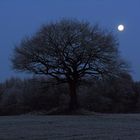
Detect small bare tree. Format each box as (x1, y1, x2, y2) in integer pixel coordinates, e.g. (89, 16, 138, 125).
(11, 19, 127, 110)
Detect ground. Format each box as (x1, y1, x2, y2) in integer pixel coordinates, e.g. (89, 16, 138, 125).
(0, 114, 140, 140)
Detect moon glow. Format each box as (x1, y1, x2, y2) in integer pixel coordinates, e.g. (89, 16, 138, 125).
(118, 24, 125, 31)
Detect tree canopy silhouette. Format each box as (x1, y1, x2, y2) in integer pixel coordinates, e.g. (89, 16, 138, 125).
(12, 19, 127, 110)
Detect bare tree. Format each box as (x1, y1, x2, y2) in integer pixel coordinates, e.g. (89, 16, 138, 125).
(11, 19, 127, 110)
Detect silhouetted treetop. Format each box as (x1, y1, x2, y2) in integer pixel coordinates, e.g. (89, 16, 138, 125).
(11, 19, 128, 110)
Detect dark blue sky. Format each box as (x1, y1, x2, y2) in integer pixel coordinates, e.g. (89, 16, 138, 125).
(0, 0, 140, 82)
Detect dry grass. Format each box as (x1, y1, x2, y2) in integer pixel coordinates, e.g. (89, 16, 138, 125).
(0, 114, 140, 139)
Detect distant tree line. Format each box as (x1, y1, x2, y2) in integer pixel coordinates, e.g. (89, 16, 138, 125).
(0, 73, 140, 115)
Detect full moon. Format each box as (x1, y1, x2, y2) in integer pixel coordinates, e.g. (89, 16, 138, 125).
(117, 24, 125, 31)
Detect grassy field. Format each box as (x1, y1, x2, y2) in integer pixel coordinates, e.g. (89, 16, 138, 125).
(0, 114, 140, 140)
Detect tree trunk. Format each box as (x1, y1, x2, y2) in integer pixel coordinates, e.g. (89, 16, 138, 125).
(68, 81, 79, 111)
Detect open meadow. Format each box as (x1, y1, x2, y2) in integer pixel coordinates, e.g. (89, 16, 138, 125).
(0, 114, 140, 140)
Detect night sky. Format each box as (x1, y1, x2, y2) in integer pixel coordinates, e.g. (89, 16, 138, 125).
(0, 0, 140, 82)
